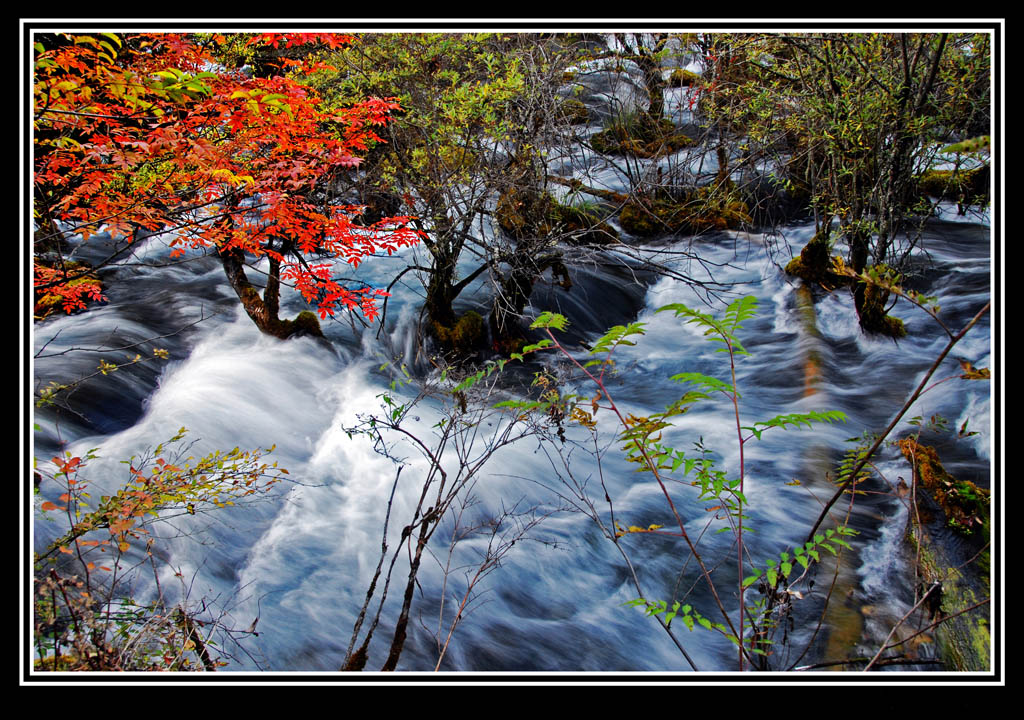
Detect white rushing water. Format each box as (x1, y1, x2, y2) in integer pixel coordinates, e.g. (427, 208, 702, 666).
(31, 39, 993, 671)
(32, 203, 992, 674)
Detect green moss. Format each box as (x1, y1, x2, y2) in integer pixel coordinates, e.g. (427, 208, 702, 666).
(554, 202, 619, 245)
(784, 229, 834, 284)
(852, 267, 908, 338)
(918, 166, 989, 206)
(619, 186, 751, 238)
(667, 68, 701, 87)
(495, 187, 554, 238)
(495, 188, 618, 244)
(590, 114, 692, 158)
(618, 202, 664, 236)
(432, 310, 485, 354)
(900, 438, 989, 540)
(908, 529, 991, 671)
(558, 97, 590, 125)
(290, 310, 323, 337)
(883, 315, 906, 338)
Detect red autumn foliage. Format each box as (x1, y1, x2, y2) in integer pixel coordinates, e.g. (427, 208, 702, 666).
(33, 32, 422, 323)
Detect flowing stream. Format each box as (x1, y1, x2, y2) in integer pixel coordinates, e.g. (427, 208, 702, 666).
(31, 202, 992, 674)
(31, 57, 993, 674)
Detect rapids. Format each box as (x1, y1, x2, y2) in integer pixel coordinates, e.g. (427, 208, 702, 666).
(31, 204, 992, 673)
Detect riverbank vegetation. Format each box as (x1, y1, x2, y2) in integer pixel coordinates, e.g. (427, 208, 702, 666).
(30, 28, 995, 676)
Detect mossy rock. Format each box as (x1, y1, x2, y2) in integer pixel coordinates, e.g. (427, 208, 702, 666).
(856, 275, 907, 338)
(618, 202, 665, 236)
(495, 187, 556, 239)
(272, 310, 325, 340)
(553, 203, 619, 245)
(618, 186, 750, 238)
(496, 188, 619, 244)
(557, 97, 590, 125)
(900, 438, 990, 671)
(288, 310, 324, 338)
(878, 314, 907, 338)
(905, 526, 991, 671)
(784, 230, 840, 285)
(667, 68, 701, 87)
(917, 166, 989, 206)
(432, 310, 486, 354)
(590, 115, 692, 158)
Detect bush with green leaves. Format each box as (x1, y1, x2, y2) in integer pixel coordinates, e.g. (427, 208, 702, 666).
(33, 430, 289, 671)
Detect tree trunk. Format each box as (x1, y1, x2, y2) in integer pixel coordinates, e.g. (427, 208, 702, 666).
(380, 523, 431, 671)
(219, 247, 323, 340)
(424, 255, 459, 331)
(490, 252, 570, 351)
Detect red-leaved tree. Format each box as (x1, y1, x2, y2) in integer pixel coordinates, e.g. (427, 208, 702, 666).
(33, 32, 421, 336)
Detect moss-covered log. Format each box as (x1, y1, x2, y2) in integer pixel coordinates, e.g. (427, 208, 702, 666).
(899, 438, 991, 671)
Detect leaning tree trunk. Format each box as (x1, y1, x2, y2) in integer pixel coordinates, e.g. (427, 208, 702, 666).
(380, 520, 432, 671)
(218, 246, 323, 340)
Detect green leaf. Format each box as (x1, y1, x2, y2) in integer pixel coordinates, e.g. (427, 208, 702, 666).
(530, 312, 569, 331)
(521, 339, 553, 353)
(670, 372, 735, 395)
(153, 69, 183, 82)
